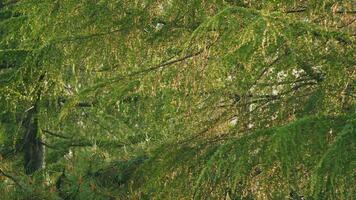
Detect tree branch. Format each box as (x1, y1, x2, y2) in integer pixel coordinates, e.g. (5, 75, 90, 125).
(39, 141, 58, 149)
(81, 46, 210, 93)
(285, 8, 307, 13)
(0, 168, 23, 189)
(42, 129, 71, 139)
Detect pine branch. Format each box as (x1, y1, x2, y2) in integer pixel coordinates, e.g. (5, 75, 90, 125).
(81, 46, 211, 93)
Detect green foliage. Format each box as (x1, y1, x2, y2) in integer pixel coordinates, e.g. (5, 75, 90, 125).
(124, 114, 355, 199)
(0, 0, 355, 199)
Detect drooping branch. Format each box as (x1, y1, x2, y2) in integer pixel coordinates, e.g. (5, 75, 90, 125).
(121, 47, 207, 79)
(81, 46, 211, 93)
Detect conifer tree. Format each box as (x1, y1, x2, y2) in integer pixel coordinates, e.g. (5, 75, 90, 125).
(0, 0, 355, 199)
